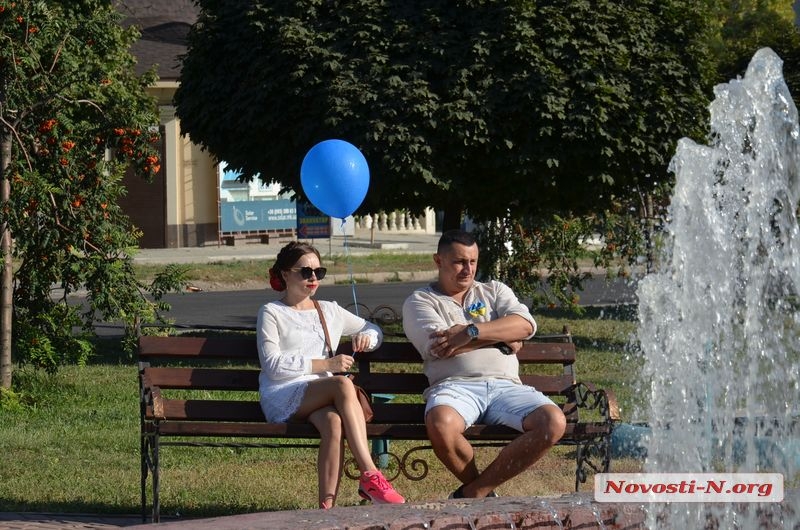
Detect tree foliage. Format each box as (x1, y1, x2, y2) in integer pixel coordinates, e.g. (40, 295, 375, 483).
(176, 1, 800, 313)
(477, 1, 800, 311)
(175, 0, 715, 229)
(706, 0, 800, 105)
(0, 0, 185, 387)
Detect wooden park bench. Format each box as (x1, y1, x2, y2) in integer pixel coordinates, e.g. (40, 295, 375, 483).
(138, 323, 619, 522)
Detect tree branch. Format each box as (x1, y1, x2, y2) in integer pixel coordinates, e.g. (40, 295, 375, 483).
(0, 117, 33, 172)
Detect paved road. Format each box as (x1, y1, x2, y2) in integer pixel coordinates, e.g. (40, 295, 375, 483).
(94, 276, 639, 336)
(80, 231, 640, 335)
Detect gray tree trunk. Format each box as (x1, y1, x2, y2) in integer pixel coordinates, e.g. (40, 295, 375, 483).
(0, 124, 12, 390)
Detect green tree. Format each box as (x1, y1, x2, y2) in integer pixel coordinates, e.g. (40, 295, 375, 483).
(175, 0, 715, 230)
(0, 0, 185, 390)
(706, 0, 800, 103)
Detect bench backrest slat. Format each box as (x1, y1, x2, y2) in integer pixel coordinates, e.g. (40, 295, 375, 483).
(348, 342, 421, 362)
(139, 335, 257, 361)
(519, 374, 575, 395)
(140, 336, 575, 364)
(156, 399, 265, 422)
(372, 402, 424, 423)
(516, 343, 576, 364)
(351, 372, 575, 397)
(352, 372, 429, 394)
(344, 341, 576, 364)
(143, 367, 259, 391)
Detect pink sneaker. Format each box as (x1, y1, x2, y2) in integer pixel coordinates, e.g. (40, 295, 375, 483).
(358, 471, 406, 504)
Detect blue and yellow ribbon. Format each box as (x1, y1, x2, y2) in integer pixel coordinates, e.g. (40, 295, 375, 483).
(467, 301, 486, 318)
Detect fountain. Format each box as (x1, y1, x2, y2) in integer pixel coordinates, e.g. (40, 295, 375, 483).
(637, 47, 800, 527)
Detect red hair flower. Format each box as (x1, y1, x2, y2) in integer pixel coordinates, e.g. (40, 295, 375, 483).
(269, 268, 284, 292)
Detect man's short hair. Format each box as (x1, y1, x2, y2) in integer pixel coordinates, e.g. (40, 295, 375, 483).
(437, 229, 477, 253)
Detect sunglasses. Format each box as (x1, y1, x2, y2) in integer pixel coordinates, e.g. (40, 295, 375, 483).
(290, 266, 327, 280)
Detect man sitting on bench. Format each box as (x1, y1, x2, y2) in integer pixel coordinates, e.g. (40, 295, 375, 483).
(402, 229, 566, 499)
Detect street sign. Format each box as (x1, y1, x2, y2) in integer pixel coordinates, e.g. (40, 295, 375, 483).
(296, 202, 331, 239)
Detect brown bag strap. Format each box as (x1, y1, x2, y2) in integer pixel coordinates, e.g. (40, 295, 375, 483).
(312, 299, 334, 358)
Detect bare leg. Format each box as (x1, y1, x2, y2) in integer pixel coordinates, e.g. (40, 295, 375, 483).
(293, 376, 377, 473)
(425, 405, 480, 484)
(307, 406, 344, 508)
(461, 404, 566, 498)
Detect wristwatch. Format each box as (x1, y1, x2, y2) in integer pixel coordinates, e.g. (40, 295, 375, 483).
(466, 323, 480, 340)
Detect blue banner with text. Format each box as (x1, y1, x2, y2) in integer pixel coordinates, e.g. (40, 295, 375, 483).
(220, 199, 296, 232)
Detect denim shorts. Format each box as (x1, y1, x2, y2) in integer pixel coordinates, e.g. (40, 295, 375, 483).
(424, 379, 556, 432)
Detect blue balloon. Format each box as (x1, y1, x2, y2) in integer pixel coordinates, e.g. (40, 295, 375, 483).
(301, 139, 370, 218)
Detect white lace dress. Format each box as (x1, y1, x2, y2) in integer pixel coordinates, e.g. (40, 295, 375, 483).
(256, 299, 381, 422)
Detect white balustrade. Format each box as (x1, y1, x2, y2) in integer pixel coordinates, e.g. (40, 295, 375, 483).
(353, 208, 436, 235)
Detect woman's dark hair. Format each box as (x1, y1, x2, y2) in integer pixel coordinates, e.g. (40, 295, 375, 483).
(437, 229, 476, 253)
(268, 241, 321, 291)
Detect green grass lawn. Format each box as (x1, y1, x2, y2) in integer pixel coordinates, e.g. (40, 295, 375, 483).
(133, 253, 438, 286)
(0, 307, 644, 518)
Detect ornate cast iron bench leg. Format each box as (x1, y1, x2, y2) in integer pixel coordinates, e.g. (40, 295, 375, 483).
(575, 435, 612, 491)
(140, 430, 162, 523)
(152, 433, 161, 523)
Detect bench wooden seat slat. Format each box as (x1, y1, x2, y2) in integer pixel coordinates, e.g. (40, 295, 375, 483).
(139, 332, 617, 523)
(151, 420, 321, 438)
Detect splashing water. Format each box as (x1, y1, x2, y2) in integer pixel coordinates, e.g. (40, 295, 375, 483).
(637, 48, 800, 527)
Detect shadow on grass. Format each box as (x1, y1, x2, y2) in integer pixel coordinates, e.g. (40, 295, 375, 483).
(0, 496, 256, 524)
(0, 497, 143, 518)
(535, 303, 638, 322)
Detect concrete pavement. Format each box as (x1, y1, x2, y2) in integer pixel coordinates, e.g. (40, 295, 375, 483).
(4, 492, 797, 529)
(0, 495, 650, 530)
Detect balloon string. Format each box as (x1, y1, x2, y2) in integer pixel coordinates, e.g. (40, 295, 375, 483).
(341, 219, 359, 317)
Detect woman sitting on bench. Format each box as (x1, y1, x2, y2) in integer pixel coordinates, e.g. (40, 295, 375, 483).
(257, 241, 406, 509)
